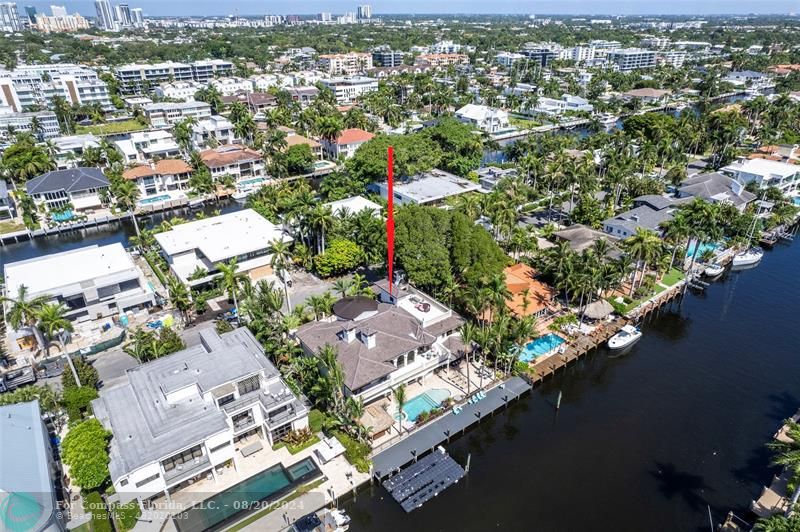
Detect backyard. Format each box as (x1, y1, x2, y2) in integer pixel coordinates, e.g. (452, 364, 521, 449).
(76, 119, 148, 136)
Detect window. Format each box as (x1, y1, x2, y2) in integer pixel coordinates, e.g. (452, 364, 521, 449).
(161, 444, 203, 472)
(120, 479, 129, 487)
(271, 422, 292, 442)
(217, 394, 235, 407)
(119, 279, 141, 292)
(237, 375, 260, 396)
(97, 284, 121, 299)
(135, 473, 160, 488)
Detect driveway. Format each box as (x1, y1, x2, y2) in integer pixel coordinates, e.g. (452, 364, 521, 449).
(284, 270, 334, 312)
(89, 348, 139, 389)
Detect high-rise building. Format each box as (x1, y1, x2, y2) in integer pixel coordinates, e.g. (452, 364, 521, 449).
(130, 7, 143, 26)
(50, 5, 66, 17)
(357, 4, 372, 19)
(94, 0, 115, 30)
(115, 3, 131, 26)
(606, 48, 657, 72)
(24, 4, 35, 23)
(319, 12, 331, 22)
(0, 3, 22, 32)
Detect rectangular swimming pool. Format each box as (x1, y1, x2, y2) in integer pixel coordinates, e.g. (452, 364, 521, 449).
(520, 333, 565, 363)
(396, 389, 451, 423)
(686, 241, 718, 258)
(172, 456, 321, 532)
(138, 194, 171, 205)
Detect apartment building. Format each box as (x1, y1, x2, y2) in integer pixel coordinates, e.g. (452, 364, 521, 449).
(0, 64, 112, 112)
(318, 52, 373, 76)
(3, 243, 155, 335)
(415, 53, 469, 67)
(143, 101, 212, 128)
(495, 52, 526, 68)
(0, 109, 60, 140)
(296, 280, 464, 404)
(606, 48, 657, 72)
(115, 60, 233, 93)
(49, 134, 102, 168)
(191, 115, 236, 149)
(372, 48, 405, 67)
(92, 327, 309, 508)
(319, 76, 378, 104)
(209, 76, 253, 96)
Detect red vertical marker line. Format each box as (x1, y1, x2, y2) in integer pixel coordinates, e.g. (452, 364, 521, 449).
(387, 146, 395, 297)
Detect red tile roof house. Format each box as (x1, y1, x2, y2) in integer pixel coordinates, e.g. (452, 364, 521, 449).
(199, 144, 266, 180)
(122, 159, 194, 197)
(321, 128, 374, 160)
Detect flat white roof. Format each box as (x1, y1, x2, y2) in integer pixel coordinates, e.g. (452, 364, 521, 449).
(4, 243, 136, 298)
(723, 158, 800, 178)
(154, 209, 287, 262)
(392, 170, 482, 204)
(325, 195, 382, 217)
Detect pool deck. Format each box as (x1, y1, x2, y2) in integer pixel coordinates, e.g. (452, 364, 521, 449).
(371, 376, 531, 478)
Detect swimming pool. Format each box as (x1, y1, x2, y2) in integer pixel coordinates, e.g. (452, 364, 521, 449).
(520, 333, 566, 363)
(686, 241, 718, 258)
(238, 177, 267, 187)
(138, 194, 170, 205)
(397, 388, 451, 423)
(173, 456, 321, 532)
(51, 210, 74, 222)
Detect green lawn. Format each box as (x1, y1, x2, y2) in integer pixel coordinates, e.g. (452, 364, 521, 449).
(76, 119, 148, 135)
(0, 220, 26, 234)
(509, 116, 541, 129)
(661, 268, 685, 287)
(272, 435, 320, 455)
(111, 501, 141, 532)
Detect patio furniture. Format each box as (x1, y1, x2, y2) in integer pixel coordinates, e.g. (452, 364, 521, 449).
(241, 440, 263, 457)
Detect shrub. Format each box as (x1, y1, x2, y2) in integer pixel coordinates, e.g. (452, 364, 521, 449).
(314, 239, 363, 278)
(333, 430, 371, 473)
(61, 386, 98, 422)
(308, 409, 326, 433)
(62, 358, 99, 390)
(62, 419, 111, 490)
(284, 428, 313, 446)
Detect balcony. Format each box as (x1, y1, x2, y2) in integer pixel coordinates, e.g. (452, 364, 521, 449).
(266, 401, 308, 429)
(232, 415, 255, 433)
(163, 455, 212, 486)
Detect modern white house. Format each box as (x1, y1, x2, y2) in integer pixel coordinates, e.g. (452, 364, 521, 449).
(191, 115, 236, 150)
(295, 280, 464, 404)
(319, 76, 378, 104)
(0, 400, 65, 532)
(25, 167, 109, 213)
(199, 144, 266, 181)
(371, 168, 482, 205)
(92, 327, 309, 509)
(114, 131, 182, 163)
(153, 81, 204, 102)
(49, 134, 102, 168)
(143, 101, 212, 128)
(209, 77, 253, 96)
(721, 158, 800, 193)
(321, 128, 374, 160)
(154, 209, 289, 286)
(529, 94, 593, 116)
(0, 179, 13, 220)
(3, 244, 155, 347)
(455, 104, 512, 134)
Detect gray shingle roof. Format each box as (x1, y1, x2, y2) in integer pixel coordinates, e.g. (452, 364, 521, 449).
(603, 205, 675, 234)
(678, 172, 757, 207)
(92, 328, 279, 481)
(295, 304, 436, 392)
(26, 167, 109, 195)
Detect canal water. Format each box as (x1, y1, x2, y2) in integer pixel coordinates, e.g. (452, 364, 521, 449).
(0, 200, 242, 269)
(344, 239, 800, 531)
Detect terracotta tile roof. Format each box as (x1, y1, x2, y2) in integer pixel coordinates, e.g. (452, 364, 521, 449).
(335, 128, 374, 145)
(122, 165, 157, 181)
(155, 159, 193, 175)
(285, 133, 320, 149)
(200, 145, 263, 168)
(480, 264, 557, 320)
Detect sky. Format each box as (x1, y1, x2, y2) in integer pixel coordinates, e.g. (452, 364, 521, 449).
(27, 0, 799, 17)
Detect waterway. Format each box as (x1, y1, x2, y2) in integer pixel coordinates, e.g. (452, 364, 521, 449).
(344, 238, 800, 531)
(0, 200, 242, 270)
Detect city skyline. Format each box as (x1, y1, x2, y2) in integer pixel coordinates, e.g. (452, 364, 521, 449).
(18, 0, 800, 17)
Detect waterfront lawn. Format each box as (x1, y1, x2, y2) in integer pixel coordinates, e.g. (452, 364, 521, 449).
(76, 119, 147, 135)
(661, 268, 684, 287)
(225, 478, 326, 532)
(0, 220, 26, 234)
(510, 116, 541, 129)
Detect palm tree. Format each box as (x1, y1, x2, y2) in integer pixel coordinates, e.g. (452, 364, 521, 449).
(332, 278, 353, 298)
(392, 384, 407, 436)
(624, 228, 663, 295)
(37, 303, 80, 386)
(269, 238, 293, 313)
(217, 259, 245, 323)
(309, 204, 335, 254)
(166, 276, 192, 323)
(319, 344, 344, 413)
(459, 322, 477, 395)
(1, 285, 49, 353)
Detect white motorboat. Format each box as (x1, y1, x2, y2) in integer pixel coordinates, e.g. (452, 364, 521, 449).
(608, 325, 642, 350)
(597, 113, 618, 125)
(732, 247, 763, 267)
(704, 263, 725, 277)
(232, 189, 253, 203)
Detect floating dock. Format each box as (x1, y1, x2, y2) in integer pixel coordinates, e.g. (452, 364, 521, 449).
(382, 448, 465, 513)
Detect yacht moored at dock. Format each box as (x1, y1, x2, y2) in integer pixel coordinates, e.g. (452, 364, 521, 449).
(608, 325, 642, 350)
(732, 247, 764, 267)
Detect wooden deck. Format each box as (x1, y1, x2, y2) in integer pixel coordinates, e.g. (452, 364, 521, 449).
(528, 317, 627, 384)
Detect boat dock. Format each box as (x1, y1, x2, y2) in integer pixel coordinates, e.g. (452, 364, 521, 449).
(382, 447, 465, 513)
(371, 376, 530, 479)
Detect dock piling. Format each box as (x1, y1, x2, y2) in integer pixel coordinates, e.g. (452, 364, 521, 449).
(465, 453, 471, 473)
(556, 391, 563, 410)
